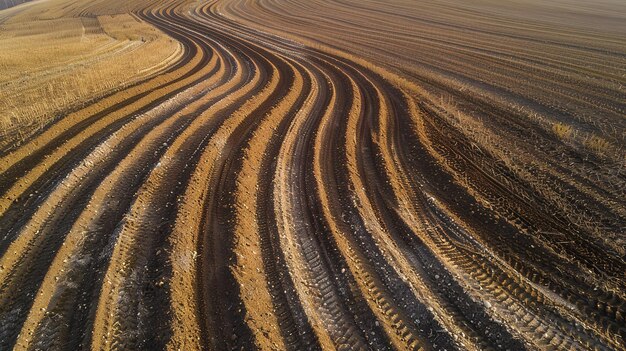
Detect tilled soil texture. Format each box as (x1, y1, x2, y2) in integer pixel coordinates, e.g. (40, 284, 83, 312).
(1, 0, 625, 350)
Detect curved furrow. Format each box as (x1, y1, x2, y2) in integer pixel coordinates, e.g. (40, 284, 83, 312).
(195, 11, 424, 351)
(87, 16, 264, 351)
(207, 7, 429, 350)
(217, 2, 620, 350)
(229, 57, 308, 349)
(307, 60, 434, 350)
(197, 4, 386, 350)
(327, 66, 439, 349)
(392, 91, 624, 350)
(164, 48, 285, 350)
(230, 18, 478, 350)
(179, 12, 306, 351)
(88, 4, 332, 348)
(10, 34, 241, 351)
(0, 3, 233, 349)
(336, 65, 518, 350)
(173, 11, 306, 350)
(191, 42, 316, 351)
(405, 99, 626, 349)
(273, 62, 378, 350)
(409, 84, 626, 299)
(253, 58, 329, 351)
(1, 0, 624, 349)
(356, 71, 605, 350)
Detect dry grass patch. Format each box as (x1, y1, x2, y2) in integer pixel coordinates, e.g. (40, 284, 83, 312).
(583, 134, 612, 155)
(0, 8, 182, 151)
(552, 122, 574, 141)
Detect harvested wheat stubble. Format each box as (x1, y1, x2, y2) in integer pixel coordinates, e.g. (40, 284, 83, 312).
(0, 0, 625, 350)
(0, 8, 182, 152)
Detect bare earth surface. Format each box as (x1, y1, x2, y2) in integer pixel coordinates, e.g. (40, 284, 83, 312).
(0, 0, 625, 350)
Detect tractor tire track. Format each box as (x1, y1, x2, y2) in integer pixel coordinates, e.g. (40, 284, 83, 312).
(0, 0, 624, 350)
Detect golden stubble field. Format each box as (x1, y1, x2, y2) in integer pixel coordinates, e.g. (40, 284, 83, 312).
(0, 0, 182, 151)
(0, 0, 624, 350)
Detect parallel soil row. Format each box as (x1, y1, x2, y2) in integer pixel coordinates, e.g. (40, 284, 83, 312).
(0, 0, 624, 350)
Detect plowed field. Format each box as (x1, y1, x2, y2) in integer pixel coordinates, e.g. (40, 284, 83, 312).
(1, 0, 625, 350)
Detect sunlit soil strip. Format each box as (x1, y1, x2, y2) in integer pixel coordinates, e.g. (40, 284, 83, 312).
(0, 39, 217, 295)
(89, 40, 247, 350)
(165, 52, 278, 351)
(272, 67, 332, 349)
(230, 57, 303, 350)
(314, 63, 433, 350)
(0, 44, 216, 312)
(10, 58, 223, 349)
(336, 68, 491, 350)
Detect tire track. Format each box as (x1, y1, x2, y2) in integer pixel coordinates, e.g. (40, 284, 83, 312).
(1, 0, 624, 350)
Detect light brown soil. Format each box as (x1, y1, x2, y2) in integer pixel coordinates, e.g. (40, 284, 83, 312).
(0, 0, 624, 350)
